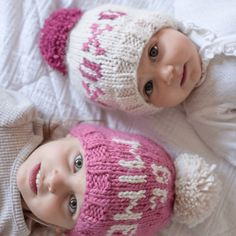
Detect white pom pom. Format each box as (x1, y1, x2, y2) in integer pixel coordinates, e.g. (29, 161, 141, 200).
(173, 153, 221, 227)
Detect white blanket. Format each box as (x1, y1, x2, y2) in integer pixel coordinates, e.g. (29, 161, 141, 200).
(0, 0, 235, 235)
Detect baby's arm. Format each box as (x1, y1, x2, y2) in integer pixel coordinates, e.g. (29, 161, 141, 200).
(0, 88, 38, 127)
(0, 87, 67, 140)
(187, 103, 236, 166)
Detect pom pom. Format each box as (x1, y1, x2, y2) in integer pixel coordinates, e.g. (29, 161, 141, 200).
(39, 8, 83, 74)
(173, 153, 221, 227)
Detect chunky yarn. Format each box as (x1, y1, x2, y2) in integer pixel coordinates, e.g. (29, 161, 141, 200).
(173, 153, 221, 227)
(39, 8, 83, 74)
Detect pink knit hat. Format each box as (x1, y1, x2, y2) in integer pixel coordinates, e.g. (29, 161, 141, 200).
(67, 124, 221, 236)
(39, 4, 178, 114)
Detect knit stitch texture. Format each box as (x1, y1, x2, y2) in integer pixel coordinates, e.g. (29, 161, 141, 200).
(68, 124, 175, 236)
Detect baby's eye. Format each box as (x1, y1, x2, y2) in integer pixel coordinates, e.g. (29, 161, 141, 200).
(144, 80, 153, 97)
(68, 195, 77, 215)
(149, 44, 159, 59)
(74, 154, 83, 172)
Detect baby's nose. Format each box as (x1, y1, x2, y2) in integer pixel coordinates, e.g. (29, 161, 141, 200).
(159, 65, 174, 85)
(47, 169, 66, 194)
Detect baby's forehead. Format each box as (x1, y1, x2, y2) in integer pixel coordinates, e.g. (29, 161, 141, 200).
(36, 136, 79, 153)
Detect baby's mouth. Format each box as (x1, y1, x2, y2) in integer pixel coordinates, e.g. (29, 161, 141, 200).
(180, 64, 186, 86)
(29, 163, 41, 194)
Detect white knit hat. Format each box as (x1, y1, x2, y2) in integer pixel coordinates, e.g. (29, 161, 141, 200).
(40, 4, 178, 114)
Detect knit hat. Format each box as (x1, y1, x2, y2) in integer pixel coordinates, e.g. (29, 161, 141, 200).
(67, 123, 221, 236)
(39, 4, 178, 114)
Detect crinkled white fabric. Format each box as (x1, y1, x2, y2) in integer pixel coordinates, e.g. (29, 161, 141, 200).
(0, 0, 236, 236)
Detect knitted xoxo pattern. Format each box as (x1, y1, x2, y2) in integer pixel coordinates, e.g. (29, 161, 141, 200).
(68, 124, 175, 236)
(70, 9, 128, 108)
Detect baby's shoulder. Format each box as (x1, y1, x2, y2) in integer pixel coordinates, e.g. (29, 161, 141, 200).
(0, 88, 37, 127)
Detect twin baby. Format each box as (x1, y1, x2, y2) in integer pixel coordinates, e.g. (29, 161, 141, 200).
(1, 88, 220, 236)
(40, 4, 236, 166)
(3, 2, 236, 236)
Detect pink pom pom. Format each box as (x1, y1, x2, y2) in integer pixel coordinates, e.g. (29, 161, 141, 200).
(39, 8, 83, 75)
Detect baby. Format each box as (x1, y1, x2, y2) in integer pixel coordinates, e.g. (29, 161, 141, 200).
(40, 4, 236, 166)
(0, 88, 220, 236)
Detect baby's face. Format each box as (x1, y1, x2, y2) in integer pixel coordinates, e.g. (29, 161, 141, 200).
(17, 135, 86, 230)
(137, 28, 202, 107)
